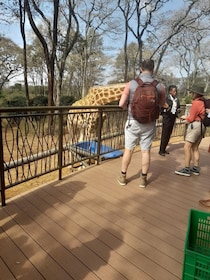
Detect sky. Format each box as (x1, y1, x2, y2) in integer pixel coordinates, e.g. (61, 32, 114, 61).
(0, 0, 184, 47)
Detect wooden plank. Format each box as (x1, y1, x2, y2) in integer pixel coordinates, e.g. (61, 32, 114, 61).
(0, 137, 209, 280)
(0, 220, 44, 279)
(0, 255, 16, 280)
(23, 189, 150, 280)
(30, 174, 181, 279)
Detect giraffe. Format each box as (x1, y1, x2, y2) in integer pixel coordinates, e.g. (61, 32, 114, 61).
(71, 83, 126, 106)
(67, 83, 126, 144)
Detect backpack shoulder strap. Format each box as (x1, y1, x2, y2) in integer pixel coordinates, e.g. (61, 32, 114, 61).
(135, 78, 158, 87)
(198, 99, 206, 120)
(135, 77, 144, 86)
(205, 98, 210, 108)
(151, 80, 158, 87)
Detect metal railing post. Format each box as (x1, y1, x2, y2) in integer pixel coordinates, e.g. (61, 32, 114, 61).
(58, 109, 63, 180)
(96, 108, 103, 165)
(0, 118, 6, 206)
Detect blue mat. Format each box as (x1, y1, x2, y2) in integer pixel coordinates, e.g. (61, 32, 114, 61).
(74, 141, 123, 159)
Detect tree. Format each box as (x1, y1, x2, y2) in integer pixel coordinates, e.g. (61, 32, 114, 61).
(0, 0, 31, 104)
(149, 1, 202, 75)
(161, 1, 210, 91)
(24, 0, 80, 106)
(113, 0, 210, 86)
(200, 40, 210, 92)
(27, 38, 47, 93)
(118, 0, 169, 70)
(117, 0, 135, 82)
(54, 0, 79, 105)
(25, 0, 59, 106)
(114, 42, 139, 81)
(18, 0, 30, 106)
(75, 0, 117, 97)
(3, 0, 210, 102)
(0, 36, 22, 93)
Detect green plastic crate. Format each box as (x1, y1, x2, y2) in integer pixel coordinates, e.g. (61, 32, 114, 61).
(182, 209, 210, 280)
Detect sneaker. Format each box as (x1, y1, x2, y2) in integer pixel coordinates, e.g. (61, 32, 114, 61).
(139, 175, 147, 188)
(175, 167, 191, 177)
(117, 174, 126, 186)
(159, 151, 165, 156)
(190, 166, 200, 176)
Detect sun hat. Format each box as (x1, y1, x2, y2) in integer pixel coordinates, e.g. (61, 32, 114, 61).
(187, 85, 206, 96)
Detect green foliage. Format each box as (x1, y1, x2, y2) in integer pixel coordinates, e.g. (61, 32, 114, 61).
(114, 42, 140, 81)
(28, 85, 48, 96)
(60, 95, 76, 105)
(0, 36, 23, 91)
(3, 85, 24, 96)
(184, 95, 192, 104)
(3, 96, 27, 107)
(11, 83, 22, 91)
(31, 96, 48, 106)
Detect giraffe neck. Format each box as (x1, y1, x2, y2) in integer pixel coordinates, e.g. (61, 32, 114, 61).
(72, 83, 126, 106)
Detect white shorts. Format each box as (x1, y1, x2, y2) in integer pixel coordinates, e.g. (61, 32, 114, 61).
(124, 119, 156, 151)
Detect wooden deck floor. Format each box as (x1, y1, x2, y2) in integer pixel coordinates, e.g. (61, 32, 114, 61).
(1, 137, 210, 280)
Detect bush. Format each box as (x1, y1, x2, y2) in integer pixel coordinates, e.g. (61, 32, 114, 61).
(184, 95, 192, 104)
(4, 96, 27, 107)
(60, 95, 76, 105)
(31, 96, 48, 106)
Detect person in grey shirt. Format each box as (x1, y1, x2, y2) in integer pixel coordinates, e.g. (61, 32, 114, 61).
(117, 59, 166, 188)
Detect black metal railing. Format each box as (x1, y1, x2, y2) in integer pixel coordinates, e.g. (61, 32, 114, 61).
(0, 105, 188, 206)
(0, 106, 128, 206)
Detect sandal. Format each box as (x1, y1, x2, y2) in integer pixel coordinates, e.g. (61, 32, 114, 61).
(199, 199, 210, 207)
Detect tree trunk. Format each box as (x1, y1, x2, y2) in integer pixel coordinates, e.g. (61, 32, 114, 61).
(19, 0, 30, 106)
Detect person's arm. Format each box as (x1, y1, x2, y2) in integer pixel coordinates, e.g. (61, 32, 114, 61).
(180, 101, 198, 122)
(119, 82, 130, 109)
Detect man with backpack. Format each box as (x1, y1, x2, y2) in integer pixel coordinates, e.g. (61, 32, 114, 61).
(117, 59, 166, 188)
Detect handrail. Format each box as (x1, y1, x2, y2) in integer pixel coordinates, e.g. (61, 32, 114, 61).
(0, 106, 127, 206)
(0, 105, 188, 207)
